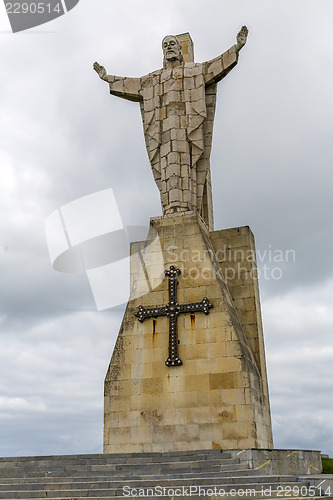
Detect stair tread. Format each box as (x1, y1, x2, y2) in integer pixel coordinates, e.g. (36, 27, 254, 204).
(0, 451, 324, 499)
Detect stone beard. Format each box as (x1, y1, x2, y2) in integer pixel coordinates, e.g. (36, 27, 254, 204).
(95, 32, 245, 230)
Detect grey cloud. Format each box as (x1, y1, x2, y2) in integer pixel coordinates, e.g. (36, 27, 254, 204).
(0, 311, 121, 456)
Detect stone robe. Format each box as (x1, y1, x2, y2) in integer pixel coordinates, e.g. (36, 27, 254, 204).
(106, 45, 238, 229)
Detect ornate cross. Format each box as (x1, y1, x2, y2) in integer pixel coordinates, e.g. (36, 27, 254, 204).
(135, 266, 213, 367)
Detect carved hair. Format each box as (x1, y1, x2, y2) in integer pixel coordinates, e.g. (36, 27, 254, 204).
(162, 35, 184, 67)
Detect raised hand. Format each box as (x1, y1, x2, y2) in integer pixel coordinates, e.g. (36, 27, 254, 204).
(93, 62, 107, 81)
(236, 26, 248, 51)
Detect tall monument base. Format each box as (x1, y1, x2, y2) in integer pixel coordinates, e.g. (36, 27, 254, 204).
(104, 213, 273, 453)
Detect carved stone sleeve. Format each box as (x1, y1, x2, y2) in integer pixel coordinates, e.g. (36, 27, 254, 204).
(107, 75, 142, 102)
(204, 45, 239, 86)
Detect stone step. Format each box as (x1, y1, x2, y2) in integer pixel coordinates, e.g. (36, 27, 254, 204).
(0, 465, 250, 480)
(8, 497, 330, 500)
(0, 472, 256, 484)
(0, 481, 311, 499)
(0, 461, 251, 479)
(0, 449, 231, 465)
(0, 471, 259, 484)
(0, 474, 303, 486)
(57, 496, 327, 500)
(0, 468, 262, 485)
(92, 461, 248, 472)
(0, 476, 309, 491)
(0, 457, 243, 472)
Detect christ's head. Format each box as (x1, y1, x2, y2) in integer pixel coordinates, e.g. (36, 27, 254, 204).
(162, 35, 183, 66)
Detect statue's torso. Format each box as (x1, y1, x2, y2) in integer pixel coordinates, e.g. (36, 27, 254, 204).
(140, 62, 205, 117)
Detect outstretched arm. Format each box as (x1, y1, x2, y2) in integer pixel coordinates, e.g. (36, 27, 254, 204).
(93, 62, 142, 103)
(204, 26, 248, 86)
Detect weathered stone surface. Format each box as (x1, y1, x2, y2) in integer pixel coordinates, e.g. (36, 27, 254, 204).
(210, 225, 270, 404)
(104, 213, 273, 453)
(177, 33, 195, 64)
(227, 449, 323, 476)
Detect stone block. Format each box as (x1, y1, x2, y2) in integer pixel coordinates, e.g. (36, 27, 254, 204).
(160, 141, 171, 157)
(225, 341, 242, 357)
(185, 343, 210, 360)
(104, 411, 119, 428)
(174, 423, 200, 442)
(194, 357, 221, 375)
(162, 115, 180, 131)
(181, 177, 189, 190)
(165, 163, 180, 177)
(184, 65, 202, 77)
(130, 394, 153, 411)
(116, 380, 139, 397)
(195, 328, 217, 344)
(160, 69, 172, 83)
(125, 349, 142, 364)
(207, 342, 226, 358)
(195, 74, 204, 88)
(163, 76, 182, 92)
(240, 310, 257, 325)
(169, 188, 182, 203)
(191, 87, 204, 102)
(183, 189, 192, 203)
(198, 423, 224, 443)
(233, 371, 251, 389)
(171, 128, 186, 141)
(188, 406, 212, 424)
(109, 426, 131, 445)
(219, 357, 242, 373)
(111, 80, 124, 93)
(215, 405, 236, 423)
(235, 405, 254, 422)
(221, 388, 246, 406)
(223, 421, 253, 441)
(209, 373, 235, 390)
(171, 139, 189, 153)
(163, 375, 186, 393)
(207, 57, 223, 77)
(110, 395, 131, 412)
(174, 391, 198, 408)
(130, 425, 153, 444)
(152, 425, 175, 443)
(152, 393, 175, 409)
(142, 348, 163, 364)
(141, 83, 154, 100)
(142, 378, 163, 395)
(183, 77, 195, 90)
(131, 362, 153, 379)
(222, 47, 237, 69)
(161, 408, 187, 425)
(117, 410, 142, 428)
(185, 373, 209, 392)
(180, 152, 190, 165)
(164, 89, 181, 103)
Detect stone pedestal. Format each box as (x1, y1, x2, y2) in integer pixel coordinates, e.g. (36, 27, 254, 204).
(103, 213, 273, 453)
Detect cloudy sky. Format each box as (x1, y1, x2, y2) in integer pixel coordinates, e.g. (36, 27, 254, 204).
(0, 0, 333, 457)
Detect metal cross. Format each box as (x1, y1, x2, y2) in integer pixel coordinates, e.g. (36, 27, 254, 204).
(135, 266, 213, 367)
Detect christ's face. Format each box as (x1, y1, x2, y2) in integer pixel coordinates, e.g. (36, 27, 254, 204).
(162, 36, 182, 62)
